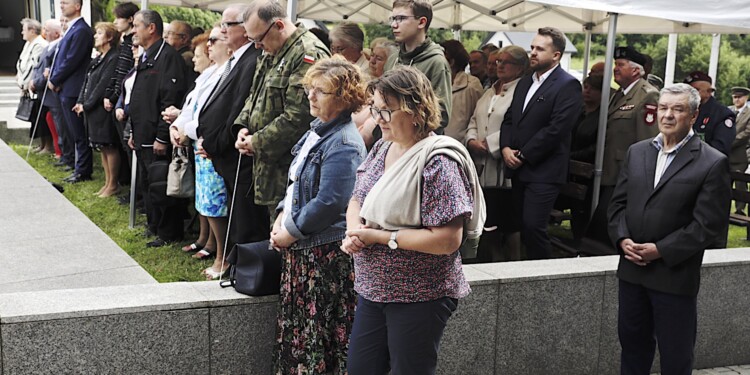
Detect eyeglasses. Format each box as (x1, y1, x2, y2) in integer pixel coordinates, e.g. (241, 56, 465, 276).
(303, 86, 334, 98)
(207, 37, 223, 44)
(369, 106, 399, 122)
(220, 21, 243, 29)
(166, 31, 186, 38)
(495, 59, 520, 66)
(247, 20, 278, 44)
(388, 15, 418, 24)
(331, 45, 348, 54)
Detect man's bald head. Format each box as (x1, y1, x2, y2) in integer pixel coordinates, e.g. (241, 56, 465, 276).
(43, 19, 62, 41)
(589, 62, 605, 76)
(166, 20, 191, 50)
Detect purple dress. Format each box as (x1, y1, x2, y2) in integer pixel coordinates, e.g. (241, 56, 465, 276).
(352, 139, 473, 303)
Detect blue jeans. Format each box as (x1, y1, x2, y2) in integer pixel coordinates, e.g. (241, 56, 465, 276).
(347, 296, 458, 375)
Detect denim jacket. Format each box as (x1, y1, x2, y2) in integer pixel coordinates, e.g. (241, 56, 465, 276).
(276, 112, 366, 249)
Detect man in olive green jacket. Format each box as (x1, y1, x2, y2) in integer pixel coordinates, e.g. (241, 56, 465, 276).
(385, 0, 452, 132)
(233, 0, 330, 219)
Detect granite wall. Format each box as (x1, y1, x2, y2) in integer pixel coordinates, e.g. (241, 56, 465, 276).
(1, 250, 749, 374)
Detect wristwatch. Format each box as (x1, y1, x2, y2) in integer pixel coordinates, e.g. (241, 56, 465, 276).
(388, 231, 399, 250)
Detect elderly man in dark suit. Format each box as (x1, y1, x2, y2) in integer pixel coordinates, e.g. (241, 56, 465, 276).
(128, 9, 187, 246)
(608, 83, 731, 375)
(48, 0, 93, 183)
(500, 26, 582, 259)
(197, 4, 268, 250)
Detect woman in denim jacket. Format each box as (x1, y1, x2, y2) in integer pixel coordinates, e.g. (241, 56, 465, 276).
(269, 56, 367, 375)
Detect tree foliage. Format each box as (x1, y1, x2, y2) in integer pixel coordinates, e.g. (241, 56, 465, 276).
(92, 1, 221, 31)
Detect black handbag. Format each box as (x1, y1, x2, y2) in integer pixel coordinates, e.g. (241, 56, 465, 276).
(15, 93, 39, 122)
(220, 240, 282, 296)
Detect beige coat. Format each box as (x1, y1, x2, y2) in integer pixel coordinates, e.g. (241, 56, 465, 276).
(445, 71, 484, 141)
(465, 78, 520, 188)
(730, 106, 750, 171)
(16, 35, 47, 91)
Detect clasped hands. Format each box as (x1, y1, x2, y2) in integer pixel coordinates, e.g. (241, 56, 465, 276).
(501, 147, 524, 169)
(620, 238, 660, 266)
(235, 128, 254, 155)
(341, 225, 380, 255)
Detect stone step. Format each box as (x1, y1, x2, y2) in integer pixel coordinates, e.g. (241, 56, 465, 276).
(0, 99, 19, 108)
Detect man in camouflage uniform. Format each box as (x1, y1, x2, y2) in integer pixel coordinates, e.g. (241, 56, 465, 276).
(232, 0, 330, 220)
(588, 46, 660, 244)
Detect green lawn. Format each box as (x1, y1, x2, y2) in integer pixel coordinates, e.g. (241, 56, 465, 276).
(12, 143, 749, 282)
(11, 144, 214, 282)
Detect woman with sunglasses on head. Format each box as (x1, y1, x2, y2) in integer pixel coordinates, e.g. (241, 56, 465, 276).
(464, 45, 529, 262)
(270, 55, 366, 375)
(166, 27, 231, 279)
(342, 66, 485, 375)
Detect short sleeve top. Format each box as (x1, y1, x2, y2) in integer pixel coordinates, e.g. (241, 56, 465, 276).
(351, 139, 473, 303)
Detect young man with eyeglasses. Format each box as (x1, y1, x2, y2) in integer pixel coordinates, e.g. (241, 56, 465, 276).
(197, 4, 268, 251)
(232, 0, 330, 222)
(384, 0, 452, 132)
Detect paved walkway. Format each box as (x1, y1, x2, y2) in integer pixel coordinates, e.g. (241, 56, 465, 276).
(653, 365, 750, 374)
(0, 137, 155, 294)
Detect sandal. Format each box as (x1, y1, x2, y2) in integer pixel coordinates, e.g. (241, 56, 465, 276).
(192, 248, 215, 259)
(182, 242, 205, 252)
(202, 266, 230, 280)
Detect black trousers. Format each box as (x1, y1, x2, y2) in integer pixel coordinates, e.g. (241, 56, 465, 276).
(347, 296, 458, 375)
(618, 279, 697, 375)
(59, 96, 92, 177)
(136, 148, 186, 241)
(511, 179, 561, 259)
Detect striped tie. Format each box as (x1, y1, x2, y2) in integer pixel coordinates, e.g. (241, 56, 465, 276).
(208, 56, 234, 103)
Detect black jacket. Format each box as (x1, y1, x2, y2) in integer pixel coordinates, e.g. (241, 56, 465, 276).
(198, 44, 261, 181)
(129, 39, 187, 148)
(692, 96, 735, 156)
(608, 136, 731, 296)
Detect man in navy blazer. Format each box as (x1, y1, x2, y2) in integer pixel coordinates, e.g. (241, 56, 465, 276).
(500, 27, 582, 259)
(48, 0, 93, 183)
(608, 84, 731, 374)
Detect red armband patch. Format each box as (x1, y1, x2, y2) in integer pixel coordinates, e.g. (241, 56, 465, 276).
(644, 104, 657, 125)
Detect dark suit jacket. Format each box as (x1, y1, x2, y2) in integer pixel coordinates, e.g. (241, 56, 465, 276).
(198, 44, 261, 183)
(49, 18, 93, 98)
(500, 65, 582, 184)
(608, 136, 731, 297)
(32, 43, 59, 108)
(129, 39, 187, 148)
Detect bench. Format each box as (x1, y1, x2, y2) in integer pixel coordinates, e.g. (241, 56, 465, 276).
(730, 171, 750, 240)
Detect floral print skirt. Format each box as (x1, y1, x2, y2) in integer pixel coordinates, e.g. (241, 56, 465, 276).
(193, 142, 227, 217)
(274, 240, 356, 375)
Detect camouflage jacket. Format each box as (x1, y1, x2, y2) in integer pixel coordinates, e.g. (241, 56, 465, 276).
(232, 25, 330, 206)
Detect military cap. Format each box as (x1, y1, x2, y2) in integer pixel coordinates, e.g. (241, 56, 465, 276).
(731, 87, 750, 96)
(684, 71, 712, 85)
(614, 46, 647, 66)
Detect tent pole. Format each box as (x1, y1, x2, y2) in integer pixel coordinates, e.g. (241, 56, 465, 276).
(141, 0, 147, 10)
(582, 25, 592, 79)
(665, 33, 677, 86)
(590, 12, 618, 219)
(709, 33, 721, 83)
(453, 28, 461, 41)
(287, 0, 298, 22)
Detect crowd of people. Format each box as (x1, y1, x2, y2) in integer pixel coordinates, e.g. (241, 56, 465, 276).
(15, 0, 743, 373)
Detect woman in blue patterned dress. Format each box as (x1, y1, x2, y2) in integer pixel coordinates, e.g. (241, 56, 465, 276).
(168, 27, 230, 279)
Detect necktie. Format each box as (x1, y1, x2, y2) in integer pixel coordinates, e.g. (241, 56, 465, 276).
(610, 90, 624, 109)
(208, 56, 234, 103)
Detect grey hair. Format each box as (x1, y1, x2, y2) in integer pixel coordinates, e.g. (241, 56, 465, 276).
(330, 22, 364, 51)
(135, 9, 164, 36)
(243, 0, 286, 23)
(628, 60, 646, 78)
(20, 18, 42, 35)
(498, 45, 530, 72)
(370, 37, 397, 57)
(661, 83, 701, 114)
(226, 4, 251, 23)
(44, 19, 62, 35)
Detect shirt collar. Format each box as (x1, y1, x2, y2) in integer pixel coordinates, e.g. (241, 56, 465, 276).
(64, 17, 83, 35)
(232, 42, 253, 61)
(652, 129, 695, 153)
(622, 79, 639, 95)
(532, 63, 558, 84)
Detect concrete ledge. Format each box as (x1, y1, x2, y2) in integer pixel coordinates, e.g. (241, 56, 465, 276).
(2, 250, 750, 374)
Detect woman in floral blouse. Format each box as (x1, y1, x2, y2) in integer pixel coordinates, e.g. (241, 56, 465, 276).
(342, 66, 484, 375)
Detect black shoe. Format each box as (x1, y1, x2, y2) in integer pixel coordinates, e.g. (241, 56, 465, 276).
(53, 160, 67, 167)
(62, 165, 73, 172)
(63, 173, 92, 184)
(146, 238, 170, 247)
